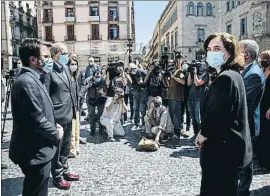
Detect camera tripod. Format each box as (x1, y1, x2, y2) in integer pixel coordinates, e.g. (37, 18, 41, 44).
(1, 78, 13, 142)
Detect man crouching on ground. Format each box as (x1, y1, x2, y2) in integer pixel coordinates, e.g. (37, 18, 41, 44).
(100, 88, 127, 142)
(144, 96, 174, 143)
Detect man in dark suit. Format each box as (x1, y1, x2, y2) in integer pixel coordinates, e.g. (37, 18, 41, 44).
(9, 38, 63, 196)
(238, 40, 266, 196)
(44, 42, 80, 190)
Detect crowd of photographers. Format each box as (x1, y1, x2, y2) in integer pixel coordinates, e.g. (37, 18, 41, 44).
(1, 32, 270, 196)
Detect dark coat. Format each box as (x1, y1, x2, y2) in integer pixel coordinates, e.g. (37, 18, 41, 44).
(9, 68, 58, 165)
(44, 61, 75, 125)
(200, 69, 253, 169)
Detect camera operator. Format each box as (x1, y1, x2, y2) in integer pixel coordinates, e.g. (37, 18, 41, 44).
(80, 70, 107, 136)
(187, 61, 209, 140)
(77, 57, 100, 117)
(100, 88, 127, 142)
(15, 60, 23, 78)
(106, 61, 128, 97)
(144, 61, 163, 108)
(167, 58, 186, 138)
(128, 63, 148, 129)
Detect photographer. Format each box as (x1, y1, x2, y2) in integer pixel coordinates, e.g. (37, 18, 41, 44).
(80, 70, 107, 136)
(100, 88, 127, 142)
(187, 61, 209, 140)
(144, 61, 163, 108)
(128, 63, 148, 129)
(167, 59, 186, 138)
(106, 61, 128, 97)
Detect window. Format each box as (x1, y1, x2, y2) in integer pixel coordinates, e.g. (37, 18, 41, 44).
(198, 28, 205, 42)
(90, 7, 99, 16)
(226, 1, 230, 12)
(171, 33, 174, 52)
(226, 24, 232, 34)
(206, 3, 212, 16)
(238, 1, 241, 6)
(108, 7, 118, 21)
(108, 24, 119, 40)
(197, 2, 203, 16)
(166, 33, 170, 50)
(26, 3, 29, 9)
(66, 8, 75, 17)
(232, 1, 235, 9)
(45, 26, 53, 41)
(187, 2, 194, 15)
(174, 28, 178, 49)
(240, 17, 247, 35)
(44, 9, 52, 22)
(67, 25, 75, 40)
(11, 27, 15, 39)
(91, 24, 99, 40)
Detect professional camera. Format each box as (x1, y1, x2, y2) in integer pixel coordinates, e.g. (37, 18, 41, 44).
(187, 60, 201, 74)
(174, 51, 183, 59)
(5, 69, 16, 83)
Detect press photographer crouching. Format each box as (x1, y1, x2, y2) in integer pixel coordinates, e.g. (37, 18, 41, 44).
(144, 96, 174, 143)
(100, 88, 127, 142)
(106, 61, 127, 97)
(187, 60, 209, 140)
(144, 61, 163, 108)
(79, 69, 107, 136)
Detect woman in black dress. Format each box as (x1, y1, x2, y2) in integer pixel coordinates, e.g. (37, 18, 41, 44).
(196, 33, 253, 196)
(258, 50, 270, 170)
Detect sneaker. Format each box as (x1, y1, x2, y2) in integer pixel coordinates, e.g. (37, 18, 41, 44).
(181, 130, 190, 138)
(160, 134, 169, 143)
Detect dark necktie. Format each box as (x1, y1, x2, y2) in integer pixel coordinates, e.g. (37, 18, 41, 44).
(40, 74, 45, 84)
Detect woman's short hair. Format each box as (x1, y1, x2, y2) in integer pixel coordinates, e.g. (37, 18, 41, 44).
(204, 32, 245, 70)
(260, 50, 270, 61)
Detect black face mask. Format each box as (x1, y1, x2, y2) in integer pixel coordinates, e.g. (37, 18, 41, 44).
(261, 61, 270, 68)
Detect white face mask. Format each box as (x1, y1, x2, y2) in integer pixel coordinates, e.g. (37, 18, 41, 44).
(70, 65, 77, 73)
(17, 63, 23, 69)
(182, 63, 188, 71)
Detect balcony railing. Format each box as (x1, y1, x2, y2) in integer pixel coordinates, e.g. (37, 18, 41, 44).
(64, 35, 76, 41)
(45, 36, 55, 42)
(65, 17, 76, 22)
(88, 1, 99, 4)
(88, 35, 102, 40)
(89, 16, 100, 21)
(108, 16, 118, 21)
(109, 1, 118, 4)
(42, 1, 53, 6)
(43, 17, 53, 23)
(64, 1, 74, 5)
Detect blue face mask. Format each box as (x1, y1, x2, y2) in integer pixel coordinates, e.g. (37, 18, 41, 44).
(206, 52, 226, 69)
(59, 54, 69, 65)
(42, 60, 54, 73)
(94, 77, 101, 83)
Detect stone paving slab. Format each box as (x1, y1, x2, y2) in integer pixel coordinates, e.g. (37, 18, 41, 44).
(1, 105, 270, 196)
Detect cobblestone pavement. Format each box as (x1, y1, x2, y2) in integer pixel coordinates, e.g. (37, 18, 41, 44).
(1, 105, 270, 196)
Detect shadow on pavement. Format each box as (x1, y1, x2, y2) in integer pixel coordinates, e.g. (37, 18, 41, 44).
(1, 177, 23, 196)
(170, 147, 200, 159)
(251, 186, 270, 196)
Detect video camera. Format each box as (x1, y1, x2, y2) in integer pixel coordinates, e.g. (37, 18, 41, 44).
(187, 60, 201, 74)
(5, 69, 16, 84)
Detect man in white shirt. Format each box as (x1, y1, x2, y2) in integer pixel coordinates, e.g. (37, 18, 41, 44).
(100, 88, 127, 141)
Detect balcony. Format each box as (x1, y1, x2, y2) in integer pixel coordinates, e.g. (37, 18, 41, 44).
(42, 1, 53, 6)
(45, 36, 55, 42)
(88, 1, 99, 4)
(89, 16, 100, 21)
(64, 35, 76, 41)
(108, 16, 118, 21)
(64, 17, 76, 22)
(88, 35, 102, 41)
(64, 1, 74, 5)
(43, 17, 53, 23)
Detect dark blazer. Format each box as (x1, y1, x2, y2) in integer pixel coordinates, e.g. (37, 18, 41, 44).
(9, 68, 58, 166)
(44, 61, 75, 125)
(1, 79, 5, 102)
(200, 69, 253, 169)
(241, 62, 265, 137)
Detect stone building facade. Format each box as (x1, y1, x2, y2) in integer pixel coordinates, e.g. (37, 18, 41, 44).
(1, 1, 38, 71)
(36, 1, 135, 67)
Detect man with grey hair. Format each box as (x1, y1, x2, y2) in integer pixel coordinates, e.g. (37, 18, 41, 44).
(238, 39, 266, 196)
(44, 42, 80, 190)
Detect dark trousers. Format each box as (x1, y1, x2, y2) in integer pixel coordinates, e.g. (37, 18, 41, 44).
(124, 93, 133, 121)
(180, 100, 191, 130)
(132, 92, 147, 126)
(187, 99, 201, 135)
(200, 167, 240, 196)
(20, 161, 51, 196)
(168, 100, 182, 131)
(51, 122, 72, 181)
(87, 102, 104, 131)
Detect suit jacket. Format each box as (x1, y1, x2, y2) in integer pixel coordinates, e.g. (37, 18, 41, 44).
(44, 61, 75, 125)
(1, 79, 5, 101)
(201, 69, 253, 169)
(9, 68, 58, 166)
(241, 62, 265, 137)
